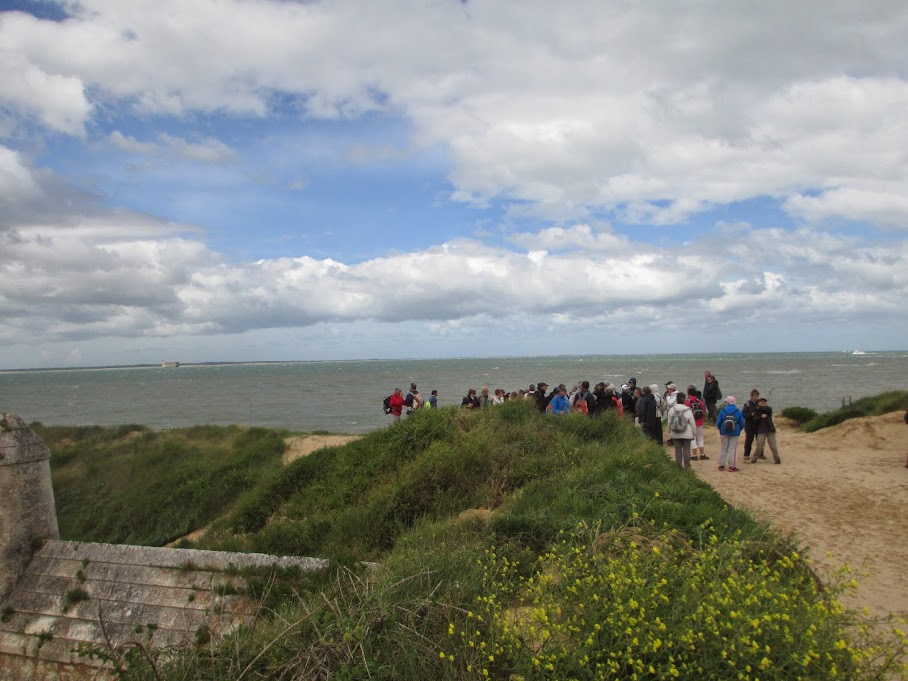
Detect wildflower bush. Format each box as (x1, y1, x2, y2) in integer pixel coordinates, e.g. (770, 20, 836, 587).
(448, 520, 908, 680)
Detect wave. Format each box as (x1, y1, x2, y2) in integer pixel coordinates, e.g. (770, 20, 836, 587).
(763, 370, 801, 375)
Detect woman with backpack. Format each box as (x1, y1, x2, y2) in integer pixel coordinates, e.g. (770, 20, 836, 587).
(667, 397, 696, 468)
(685, 386, 709, 461)
(715, 396, 746, 472)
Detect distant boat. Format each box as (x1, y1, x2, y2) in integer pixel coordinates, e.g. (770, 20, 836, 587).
(851, 350, 866, 355)
(161, 361, 180, 367)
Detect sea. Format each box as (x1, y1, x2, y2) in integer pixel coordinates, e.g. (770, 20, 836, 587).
(1, 352, 906, 434)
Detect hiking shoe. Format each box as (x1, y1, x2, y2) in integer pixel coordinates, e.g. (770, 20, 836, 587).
(749, 459, 758, 464)
(718, 466, 725, 471)
(700, 455, 710, 460)
(728, 467, 740, 472)
(774, 461, 781, 464)
(691, 455, 699, 461)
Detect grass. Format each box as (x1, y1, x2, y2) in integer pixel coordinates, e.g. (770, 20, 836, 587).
(781, 390, 908, 432)
(37, 399, 908, 680)
(34, 423, 290, 546)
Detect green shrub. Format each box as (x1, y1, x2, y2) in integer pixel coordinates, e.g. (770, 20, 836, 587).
(801, 390, 908, 432)
(781, 406, 819, 424)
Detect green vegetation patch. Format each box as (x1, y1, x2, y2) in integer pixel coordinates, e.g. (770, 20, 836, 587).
(47, 400, 908, 680)
(784, 390, 908, 432)
(38, 423, 289, 546)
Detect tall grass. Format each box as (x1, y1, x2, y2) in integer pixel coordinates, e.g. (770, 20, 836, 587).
(36, 423, 288, 546)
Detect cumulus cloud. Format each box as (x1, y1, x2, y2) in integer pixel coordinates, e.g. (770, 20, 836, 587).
(3, 1, 908, 226)
(0, 146, 41, 207)
(2, 196, 906, 350)
(2, 1, 908, 365)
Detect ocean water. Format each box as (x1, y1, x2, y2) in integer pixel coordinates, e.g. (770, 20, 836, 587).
(1, 352, 906, 434)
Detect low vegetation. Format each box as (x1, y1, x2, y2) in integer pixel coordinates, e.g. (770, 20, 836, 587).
(37, 400, 908, 680)
(779, 405, 818, 424)
(34, 423, 289, 546)
(782, 390, 908, 432)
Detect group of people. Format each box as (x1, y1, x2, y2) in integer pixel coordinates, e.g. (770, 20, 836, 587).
(386, 372, 782, 473)
(384, 383, 439, 422)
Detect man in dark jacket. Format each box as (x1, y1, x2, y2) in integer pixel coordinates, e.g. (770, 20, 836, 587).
(703, 371, 722, 422)
(638, 386, 662, 444)
(534, 382, 551, 412)
(571, 380, 595, 415)
(749, 397, 781, 464)
(742, 389, 763, 460)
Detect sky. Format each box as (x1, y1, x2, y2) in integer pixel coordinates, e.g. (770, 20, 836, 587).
(1, 0, 908, 369)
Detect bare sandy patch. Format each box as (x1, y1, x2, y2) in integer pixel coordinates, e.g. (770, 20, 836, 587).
(283, 434, 361, 464)
(674, 411, 908, 619)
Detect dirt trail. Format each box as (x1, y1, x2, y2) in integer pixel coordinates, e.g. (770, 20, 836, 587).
(679, 412, 908, 619)
(282, 434, 360, 464)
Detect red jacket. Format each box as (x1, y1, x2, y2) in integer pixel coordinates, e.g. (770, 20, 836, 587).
(389, 393, 405, 416)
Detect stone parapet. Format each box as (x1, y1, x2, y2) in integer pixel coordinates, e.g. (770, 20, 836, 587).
(0, 414, 60, 604)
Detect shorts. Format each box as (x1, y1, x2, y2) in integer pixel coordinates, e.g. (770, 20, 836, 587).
(694, 425, 705, 449)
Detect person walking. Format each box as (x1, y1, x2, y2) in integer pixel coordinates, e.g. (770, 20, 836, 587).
(667, 396, 696, 468)
(749, 397, 782, 464)
(716, 396, 745, 472)
(426, 389, 438, 409)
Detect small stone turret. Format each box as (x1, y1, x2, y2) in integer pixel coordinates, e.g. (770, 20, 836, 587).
(0, 413, 59, 603)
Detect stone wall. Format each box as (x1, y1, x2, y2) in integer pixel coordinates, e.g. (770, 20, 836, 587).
(0, 413, 59, 604)
(0, 414, 329, 679)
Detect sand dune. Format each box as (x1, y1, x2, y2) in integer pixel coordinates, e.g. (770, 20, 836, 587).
(683, 411, 908, 619)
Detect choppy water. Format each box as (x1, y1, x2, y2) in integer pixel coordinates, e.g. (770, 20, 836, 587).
(1, 352, 906, 434)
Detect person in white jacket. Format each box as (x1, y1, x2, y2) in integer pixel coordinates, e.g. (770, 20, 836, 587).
(667, 398, 697, 468)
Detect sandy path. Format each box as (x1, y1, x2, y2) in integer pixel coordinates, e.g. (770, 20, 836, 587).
(282, 434, 360, 464)
(678, 411, 908, 619)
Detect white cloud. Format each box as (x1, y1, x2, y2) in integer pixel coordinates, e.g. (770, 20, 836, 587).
(3, 1, 908, 226)
(2, 1, 908, 365)
(0, 52, 91, 135)
(0, 146, 41, 207)
(2, 201, 905, 352)
(160, 134, 235, 163)
(109, 130, 158, 154)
